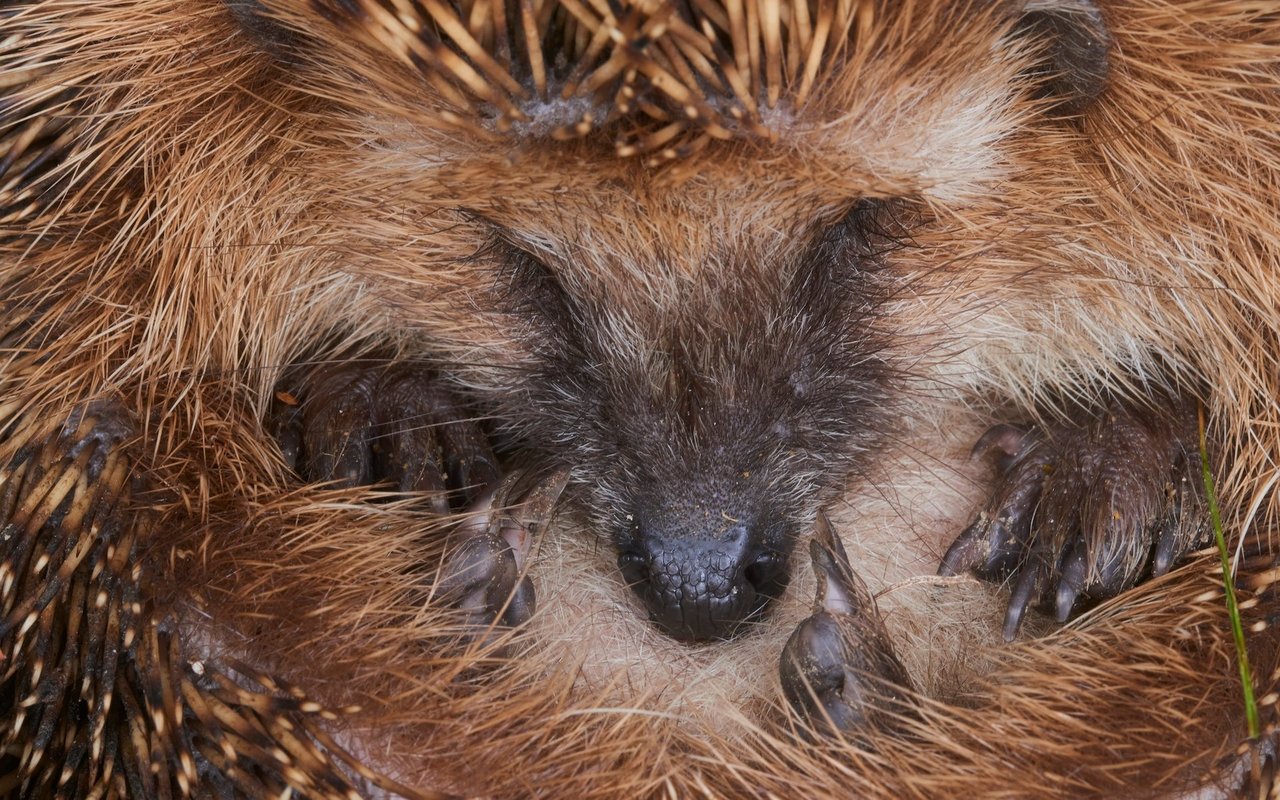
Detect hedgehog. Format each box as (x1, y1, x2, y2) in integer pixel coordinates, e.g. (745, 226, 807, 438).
(1, 0, 1279, 797)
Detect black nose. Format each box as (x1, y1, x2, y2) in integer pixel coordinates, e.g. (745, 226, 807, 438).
(617, 519, 789, 641)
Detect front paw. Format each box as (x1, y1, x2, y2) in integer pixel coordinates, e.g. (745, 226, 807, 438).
(438, 468, 569, 634)
(269, 360, 499, 511)
(780, 512, 915, 740)
(268, 359, 571, 636)
(940, 394, 1209, 639)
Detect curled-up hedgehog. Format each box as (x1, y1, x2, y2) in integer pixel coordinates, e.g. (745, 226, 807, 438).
(2, 0, 1279, 797)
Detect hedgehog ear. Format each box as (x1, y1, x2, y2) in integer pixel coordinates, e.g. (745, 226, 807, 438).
(1012, 0, 1112, 116)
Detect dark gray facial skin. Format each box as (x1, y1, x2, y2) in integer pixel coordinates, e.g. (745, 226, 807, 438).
(491, 200, 907, 641)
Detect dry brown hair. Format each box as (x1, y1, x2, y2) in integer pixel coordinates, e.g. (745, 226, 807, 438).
(2, 0, 1279, 797)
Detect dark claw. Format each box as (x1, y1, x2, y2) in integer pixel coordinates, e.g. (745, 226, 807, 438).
(1094, 545, 1134, 597)
(938, 503, 1030, 579)
(781, 511, 914, 739)
(311, 426, 371, 487)
(376, 423, 449, 512)
(937, 516, 989, 578)
(1153, 472, 1192, 577)
(1152, 517, 1178, 577)
(1054, 540, 1088, 623)
(939, 465, 1041, 579)
(268, 394, 303, 471)
(300, 367, 377, 488)
(436, 413, 501, 504)
(368, 403, 450, 512)
(1004, 558, 1046, 641)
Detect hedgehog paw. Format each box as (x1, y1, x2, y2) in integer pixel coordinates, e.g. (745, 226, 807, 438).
(269, 360, 499, 512)
(438, 468, 570, 632)
(939, 394, 1209, 640)
(781, 511, 916, 741)
(269, 361, 572, 634)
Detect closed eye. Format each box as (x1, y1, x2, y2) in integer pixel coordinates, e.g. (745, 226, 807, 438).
(478, 226, 584, 349)
(832, 198, 916, 260)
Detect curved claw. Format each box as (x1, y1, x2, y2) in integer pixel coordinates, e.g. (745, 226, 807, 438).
(1003, 558, 1047, 642)
(1153, 469, 1198, 578)
(938, 511, 1030, 579)
(429, 397, 501, 504)
(1054, 539, 1088, 623)
(269, 394, 304, 471)
(937, 515, 988, 578)
(299, 365, 379, 488)
(1152, 508, 1180, 578)
(811, 510, 872, 616)
(939, 470, 1041, 579)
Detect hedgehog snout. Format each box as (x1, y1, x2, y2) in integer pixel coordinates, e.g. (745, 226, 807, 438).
(616, 509, 790, 641)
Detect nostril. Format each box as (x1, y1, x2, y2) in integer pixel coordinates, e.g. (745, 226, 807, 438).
(744, 551, 783, 593)
(617, 550, 648, 588)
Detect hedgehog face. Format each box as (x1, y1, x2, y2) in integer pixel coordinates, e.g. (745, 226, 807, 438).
(252, 0, 1115, 640)
(482, 199, 900, 639)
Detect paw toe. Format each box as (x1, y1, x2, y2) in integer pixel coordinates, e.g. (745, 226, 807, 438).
(952, 396, 1210, 638)
(271, 361, 499, 509)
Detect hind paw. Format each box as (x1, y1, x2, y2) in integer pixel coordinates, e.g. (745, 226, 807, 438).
(940, 395, 1208, 640)
(270, 360, 499, 511)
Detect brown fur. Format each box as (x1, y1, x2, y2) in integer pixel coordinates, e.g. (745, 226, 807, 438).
(2, 0, 1279, 797)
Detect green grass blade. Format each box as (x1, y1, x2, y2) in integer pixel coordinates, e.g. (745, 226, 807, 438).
(1198, 406, 1259, 740)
